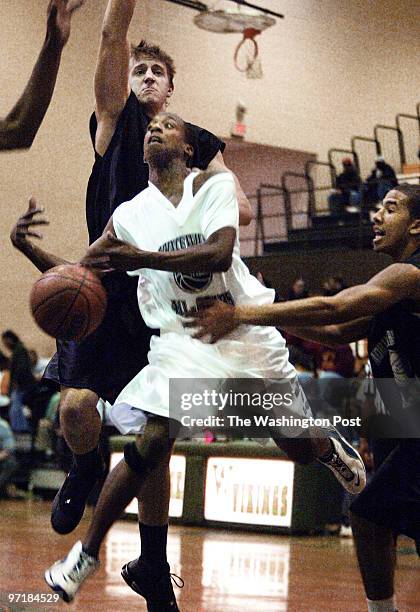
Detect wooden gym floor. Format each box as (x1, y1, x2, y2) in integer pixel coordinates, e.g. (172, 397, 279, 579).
(0, 500, 419, 612)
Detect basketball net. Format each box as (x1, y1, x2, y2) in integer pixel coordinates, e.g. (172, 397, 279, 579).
(233, 27, 263, 79)
(193, 4, 275, 79)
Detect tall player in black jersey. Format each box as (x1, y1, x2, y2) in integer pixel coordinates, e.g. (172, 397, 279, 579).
(0, 0, 83, 152)
(11, 0, 251, 609)
(187, 184, 420, 612)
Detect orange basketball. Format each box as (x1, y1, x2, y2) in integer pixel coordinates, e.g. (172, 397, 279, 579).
(30, 264, 107, 341)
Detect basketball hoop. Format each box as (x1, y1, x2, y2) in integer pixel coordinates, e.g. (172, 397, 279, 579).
(194, 5, 275, 78)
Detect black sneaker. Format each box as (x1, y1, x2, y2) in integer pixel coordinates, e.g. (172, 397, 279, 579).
(121, 558, 183, 612)
(51, 457, 105, 535)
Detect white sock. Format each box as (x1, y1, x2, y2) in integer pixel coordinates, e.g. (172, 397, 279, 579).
(367, 595, 396, 612)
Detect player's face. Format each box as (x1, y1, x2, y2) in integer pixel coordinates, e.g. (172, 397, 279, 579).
(372, 190, 412, 255)
(144, 113, 190, 163)
(129, 57, 173, 111)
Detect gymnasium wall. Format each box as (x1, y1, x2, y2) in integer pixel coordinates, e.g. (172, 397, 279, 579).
(0, 0, 419, 354)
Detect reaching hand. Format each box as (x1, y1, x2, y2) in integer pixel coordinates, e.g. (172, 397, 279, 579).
(47, 0, 84, 48)
(183, 300, 239, 343)
(10, 197, 50, 249)
(81, 232, 143, 272)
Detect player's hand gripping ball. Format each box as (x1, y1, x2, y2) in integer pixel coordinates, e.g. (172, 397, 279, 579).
(30, 264, 107, 341)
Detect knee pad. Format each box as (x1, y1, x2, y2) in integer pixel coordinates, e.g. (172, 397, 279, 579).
(123, 442, 150, 475)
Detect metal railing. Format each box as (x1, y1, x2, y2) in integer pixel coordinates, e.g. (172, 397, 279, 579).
(373, 124, 406, 168)
(246, 101, 420, 255)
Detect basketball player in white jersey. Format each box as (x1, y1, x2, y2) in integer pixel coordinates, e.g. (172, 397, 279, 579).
(43, 112, 366, 606)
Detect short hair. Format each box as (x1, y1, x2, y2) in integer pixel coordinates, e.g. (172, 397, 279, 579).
(395, 183, 420, 220)
(131, 40, 176, 88)
(2, 330, 19, 345)
(182, 121, 195, 168)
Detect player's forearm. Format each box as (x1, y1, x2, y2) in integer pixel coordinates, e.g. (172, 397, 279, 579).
(234, 297, 339, 328)
(140, 244, 232, 273)
(101, 0, 137, 40)
(13, 241, 69, 273)
(237, 283, 384, 328)
(0, 34, 64, 151)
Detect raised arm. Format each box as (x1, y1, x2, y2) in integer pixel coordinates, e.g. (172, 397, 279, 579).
(0, 0, 83, 152)
(94, 0, 137, 156)
(10, 198, 70, 272)
(206, 151, 253, 226)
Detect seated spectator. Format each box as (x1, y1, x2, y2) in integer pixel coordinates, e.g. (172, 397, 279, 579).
(1, 330, 36, 433)
(28, 349, 50, 381)
(0, 415, 18, 497)
(322, 275, 347, 296)
(0, 352, 11, 414)
(328, 158, 362, 217)
(364, 156, 398, 206)
(34, 391, 60, 460)
(286, 277, 309, 300)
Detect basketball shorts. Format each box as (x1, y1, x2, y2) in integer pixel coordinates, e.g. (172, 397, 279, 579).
(109, 326, 314, 438)
(351, 438, 420, 555)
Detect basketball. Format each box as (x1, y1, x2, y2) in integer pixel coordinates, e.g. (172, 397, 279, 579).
(30, 264, 107, 341)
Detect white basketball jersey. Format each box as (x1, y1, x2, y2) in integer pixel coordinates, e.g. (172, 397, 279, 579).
(112, 172, 275, 333)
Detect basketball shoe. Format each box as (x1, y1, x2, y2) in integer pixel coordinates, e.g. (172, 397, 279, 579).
(51, 454, 105, 534)
(121, 558, 183, 612)
(319, 429, 366, 494)
(45, 541, 99, 602)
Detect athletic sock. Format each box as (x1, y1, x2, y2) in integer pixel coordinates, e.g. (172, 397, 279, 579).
(366, 595, 397, 612)
(139, 522, 168, 570)
(74, 448, 100, 473)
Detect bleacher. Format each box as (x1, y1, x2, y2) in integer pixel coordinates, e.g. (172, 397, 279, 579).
(246, 101, 420, 255)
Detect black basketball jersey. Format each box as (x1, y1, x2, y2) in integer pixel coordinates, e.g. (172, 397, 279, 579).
(86, 91, 225, 244)
(368, 248, 420, 425)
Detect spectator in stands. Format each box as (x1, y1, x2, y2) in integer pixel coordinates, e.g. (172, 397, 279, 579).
(322, 275, 347, 296)
(1, 331, 35, 432)
(286, 277, 309, 300)
(0, 352, 11, 415)
(34, 391, 60, 461)
(28, 349, 50, 380)
(364, 156, 398, 206)
(0, 415, 18, 497)
(328, 158, 362, 217)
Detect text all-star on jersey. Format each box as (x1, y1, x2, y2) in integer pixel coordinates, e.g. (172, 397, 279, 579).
(112, 172, 276, 334)
(368, 248, 420, 431)
(110, 171, 297, 429)
(43, 92, 224, 401)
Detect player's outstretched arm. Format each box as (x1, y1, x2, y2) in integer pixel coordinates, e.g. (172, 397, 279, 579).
(10, 198, 70, 272)
(0, 0, 84, 152)
(184, 265, 420, 342)
(234, 264, 420, 327)
(206, 151, 253, 226)
(94, 0, 136, 156)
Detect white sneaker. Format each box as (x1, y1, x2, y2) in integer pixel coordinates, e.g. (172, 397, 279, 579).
(44, 541, 99, 602)
(340, 525, 353, 538)
(318, 429, 366, 494)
